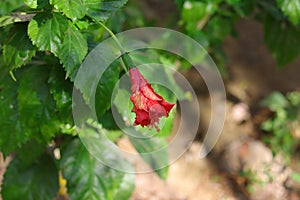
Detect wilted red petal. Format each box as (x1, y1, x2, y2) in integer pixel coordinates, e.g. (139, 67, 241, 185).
(133, 109, 150, 126)
(129, 66, 175, 132)
(140, 85, 162, 101)
(129, 66, 147, 92)
(161, 100, 175, 113)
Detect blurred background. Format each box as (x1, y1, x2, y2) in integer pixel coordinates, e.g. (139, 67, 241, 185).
(119, 0, 300, 199)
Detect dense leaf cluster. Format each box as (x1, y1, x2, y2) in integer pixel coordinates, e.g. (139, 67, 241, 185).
(0, 0, 178, 198)
(261, 91, 300, 158)
(0, 0, 141, 199)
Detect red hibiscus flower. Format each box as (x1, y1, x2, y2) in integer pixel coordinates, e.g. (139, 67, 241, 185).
(129, 66, 175, 131)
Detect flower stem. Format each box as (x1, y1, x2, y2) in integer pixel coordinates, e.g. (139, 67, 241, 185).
(97, 21, 126, 54)
(93, 19, 135, 71)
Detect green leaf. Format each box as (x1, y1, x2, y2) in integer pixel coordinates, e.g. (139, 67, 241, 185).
(60, 138, 134, 200)
(287, 91, 300, 106)
(204, 16, 233, 44)
(16, 139, 46, 169)
(95, 60, 120, 117)
(51, 0, 86, 21)
(0, 0, 24, 16)
(97, 111, 119, 130)
(57, 23, 88, 78)
(277, 0, 300, 25)
(74, 43, 116, 105)
(48, 64, 73, 124)
(0, 15, 21, 27)
(24, 0, 38, 8)
(112, 88, 132, 124)
(48, 64, 72, 110)
(24, 0, 49, 8)
(28, 12, 87, 78)
(226, 0, 240, 6)
(181, 1, 218, 45)
(50, 0, 128, 22)
(28, 12, 69, 56)
(129, 136, 169, 179)
(261, 92, 288, 111)
(258, 0, 284, 21)
(181, 1, 216, 23)
(104, 129, 123, 142)
(0, 72, 22, 155)
(264, 17, 300, 66)
(3, 23, 36, 70)
(2, 154, 58, 200)
(18, 65, 60, 142)
(86, 0, 128, 21)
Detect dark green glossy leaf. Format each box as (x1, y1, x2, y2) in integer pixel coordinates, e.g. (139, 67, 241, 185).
(48, 64, 73, 120)
(51, 0, 128, 22)
(16, 139, 46, 169)
(51, 0, 86, 21)
(28, 12, 87, 78)
(3, 23, 36, 70)
(18, 65, 59, 142)
(97, 111, 119, 130)
(277, 0, 300, 25)
(2, 154, 58, 200)
(60, 138, 134, 200)
(48, 65, 73, 112)
(95, 61, 120, 117)
(0, 0, 24, 16)
(57, 23, 88, 78)
(74, 43, 116, 106)
(204, 16, 233, 44)
(0, 72, 22, 155)
(264, 17, 300, 66)
(28, 12, 69, 56)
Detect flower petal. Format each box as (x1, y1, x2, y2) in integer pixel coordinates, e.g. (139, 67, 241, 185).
(129, 66, 175, 132)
